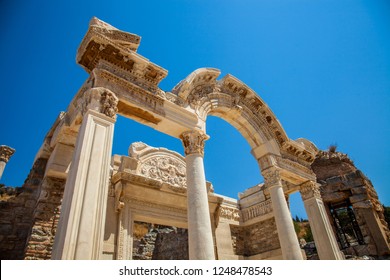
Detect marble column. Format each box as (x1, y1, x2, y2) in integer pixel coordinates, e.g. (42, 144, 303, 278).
(0, 145, 15, 180)
(180, 130, 215, 260)
(262, 167, 303, 260)
(300, 181, 344, 259)
(52, 88, 118, 260)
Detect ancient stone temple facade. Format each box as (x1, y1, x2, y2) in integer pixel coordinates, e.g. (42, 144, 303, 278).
(0, 17, 388, 260)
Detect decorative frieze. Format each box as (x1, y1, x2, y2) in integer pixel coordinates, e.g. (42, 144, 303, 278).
(139, 156, 187, 192)
(281, 141, 315, 165)
(300, 181, 321, 201)
(97, 69, 165, 117)
(241, 200, 273, 222)
(180, 130, 208, 157)
(219, 206, 240, 222)
(187, 85, 214, 109)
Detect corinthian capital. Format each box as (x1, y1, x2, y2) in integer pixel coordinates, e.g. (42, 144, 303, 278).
(300, 181, 321, 201)
(83, 87, 119, 119)
(0, 146, 15, 163)
(262, 167, 282, 187)
(180, 130, 208, 156)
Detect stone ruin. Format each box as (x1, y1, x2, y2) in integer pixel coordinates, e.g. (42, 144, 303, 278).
(312, 149, 390, 258)
(0, 17, 389, 260)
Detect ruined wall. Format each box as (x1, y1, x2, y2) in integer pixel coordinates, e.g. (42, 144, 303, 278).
(230, 224, 244, 256)
(231, 218, 280, 257)
(24, 177, 65, 259)
(132, 222, 189, 260)
(0, 158, 47, 259)
(312, 150, 390, 257)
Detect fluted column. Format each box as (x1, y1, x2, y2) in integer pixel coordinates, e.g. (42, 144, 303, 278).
(0, 145, 15, 180)
(52, 88, 118, 260)
(180, 130, 215, 260)
(300, 181, 344, 259)
(262, 167, 303, 260)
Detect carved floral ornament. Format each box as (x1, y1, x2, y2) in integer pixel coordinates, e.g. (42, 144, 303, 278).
(180, 130, 209, 157)
(187, 84, 214, 109)
(81, 87, 118, 119)
(139, 155, 187, 192)
(300, 181, 322, 201)
(219, 206, 240, 222)
(100, 90, 118, 118)
(261, 167, 282, 187)
(0, 146, 15, 163)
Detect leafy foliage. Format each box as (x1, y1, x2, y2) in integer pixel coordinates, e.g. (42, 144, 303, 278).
(328, 144, 338, 153)
(293, 219, 301, 235)
(303, 225, 314, 242)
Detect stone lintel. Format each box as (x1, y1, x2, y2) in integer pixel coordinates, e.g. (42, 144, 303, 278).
(112, 172, 163, 190)
(90, 69, 202, 139)
(45, 143, 75, 179)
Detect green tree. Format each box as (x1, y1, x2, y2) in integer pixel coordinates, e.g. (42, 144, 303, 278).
(304, 225, 314, 242)
(293, 219, 301, 236)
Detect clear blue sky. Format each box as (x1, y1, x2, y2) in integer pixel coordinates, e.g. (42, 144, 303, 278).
(1, 0, 389, 219)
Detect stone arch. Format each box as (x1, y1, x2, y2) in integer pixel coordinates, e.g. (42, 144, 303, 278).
(172, 68, 317, 178)
(173, 68, 286, 152)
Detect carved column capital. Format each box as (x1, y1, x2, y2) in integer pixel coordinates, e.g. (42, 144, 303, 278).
(82, 87, 118, 119)
(262, 167, 282, 187)
(300, 181, 321, 201)
(0, 146, 15, 163)
(257, 154, 278, 170)
(180, 130, 208, 157)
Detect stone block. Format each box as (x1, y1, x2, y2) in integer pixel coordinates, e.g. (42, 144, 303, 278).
(350, 194, 368, 204)
(367, 245, 378, 256)
(326, 176, 342, 185)
(354, 244, 369, 256)
(360, 226, 369, 237)
(35, 244, 47, 251)
(31, 228, 46, 236)
(321, 191, 349, 203)
(345, 173, 365, 187)
(0, 224, 13, 235)
(30, 234, 48, 242)
(11, 196, 26, 205)
(14, 242, 27, 251)
(351, 186, 367, 195)
(119, 156, 138, 172)
(353, 200, 373, 209)
(25, 200, 36, 208)
(14, 206, 30, 215)
(0, 241, 15, 250)
(45, 143, 74, 179)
